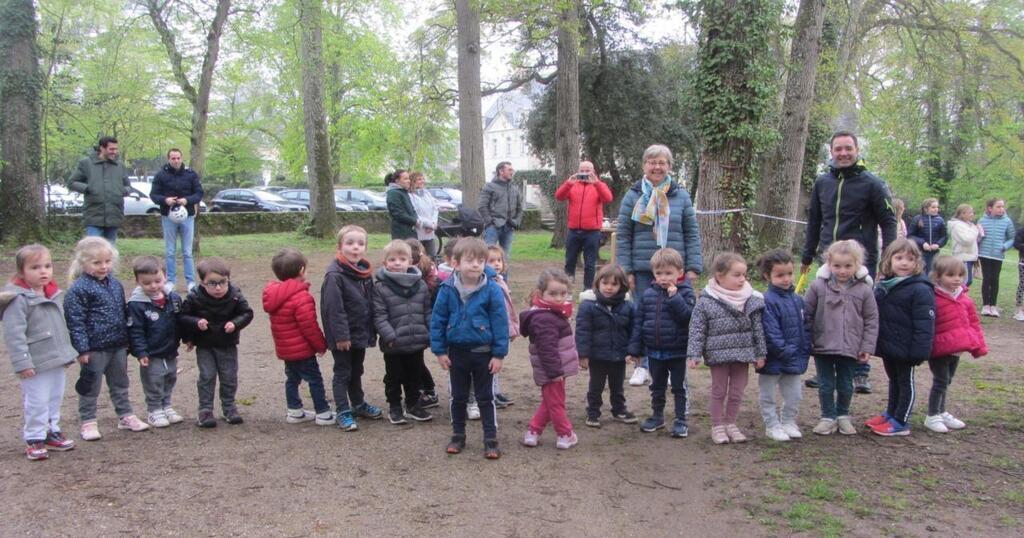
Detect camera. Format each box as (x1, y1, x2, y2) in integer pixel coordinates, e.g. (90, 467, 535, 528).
(576, 173, 590, 180)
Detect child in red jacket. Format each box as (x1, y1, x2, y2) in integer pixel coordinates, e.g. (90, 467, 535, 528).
(262, 248, 331, 425)
(926, 255, 988, 433)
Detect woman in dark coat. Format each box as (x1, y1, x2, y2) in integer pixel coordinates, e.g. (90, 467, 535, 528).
(385, 170, 417, 240)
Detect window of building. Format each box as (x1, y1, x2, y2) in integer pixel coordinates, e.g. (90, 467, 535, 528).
(506, 136, 512, 157)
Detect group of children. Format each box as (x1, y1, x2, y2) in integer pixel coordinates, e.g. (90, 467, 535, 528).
(0, 220, 993, 460)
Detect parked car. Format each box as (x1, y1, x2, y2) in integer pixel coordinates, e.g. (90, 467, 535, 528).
(335, 188, 388, 211)
(125, 182, 207, 215)
(209, 189, 309, 212)
(279, 189, 360, 211)
(426, 187, 463, 207)
(254, 185, 289, 194)
(44, 185, 83, 214)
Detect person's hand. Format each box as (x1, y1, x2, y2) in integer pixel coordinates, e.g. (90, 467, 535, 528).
(18, 368, 36, 379)
(224, 321, 236, 334)
(666, 284, 677, 297)
(566, 174, 578, 184)
(78, 353, 90, 365)
(337, 340, 351, 351)
(552, 375, 564, 382)
(140, 357, 150, 367)
(801, 264, 811, 275)
(165, 197, 177, 206)
(424, 226, 434, 234)
(686, 271, 699, 285)
(688, 359, 701, 369)
(437, 354, 451, 369)
(755, 358, 765, 369)
(857, 352, 870, 363)
(197, 319, 209, 331)
(489, 358, 503, 374)
(628, 274, 636, 291)
(185, 342, 195, 352)
(579, 358, 589, 370)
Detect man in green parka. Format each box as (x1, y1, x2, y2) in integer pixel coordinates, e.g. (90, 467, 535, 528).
(66, 136, 131, 244)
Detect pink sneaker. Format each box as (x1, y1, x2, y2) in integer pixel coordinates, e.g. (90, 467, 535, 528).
(523, 430, 540, 447)
(26, 442, 48, 461)
(555, 432, 578, 450)
(80, 420, 102, 441)
(117, 415, 151, 432)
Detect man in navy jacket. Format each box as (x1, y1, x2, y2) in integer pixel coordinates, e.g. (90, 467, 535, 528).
(150, 148, 204, 292)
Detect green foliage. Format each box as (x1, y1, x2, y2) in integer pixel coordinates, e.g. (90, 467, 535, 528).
(206, 134, 263, 187)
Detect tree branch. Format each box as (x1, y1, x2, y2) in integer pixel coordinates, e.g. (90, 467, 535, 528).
(481, 70, 557, 96)
(143, 0, 198, 103)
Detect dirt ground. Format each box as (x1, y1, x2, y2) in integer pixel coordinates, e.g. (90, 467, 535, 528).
(1, 254, 1022, 537)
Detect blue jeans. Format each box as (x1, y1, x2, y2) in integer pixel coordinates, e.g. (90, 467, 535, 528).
(85, 226, 119, 244)
(484, 224, 515, 261)
(284, 357, 329, 413)
(448, 348, 497, 439)
(161, 216, 196, 286)
(565, 229, 601, 289)
(965, 260, 975, 288)
(815, 355, 857, 419)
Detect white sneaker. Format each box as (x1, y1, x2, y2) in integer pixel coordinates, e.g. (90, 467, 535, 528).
(940, 412, 966, 430)
(522, 430, 539, 447)
(1014, 309, 1024, 322)
(629, 366, 650, 386)
(80, 420, 102, 441)
(781, 422, 802, 439)
(467, 402, 481, 420)
(286, 409, 315, 424)
(836, 415, 857, 435)
(163, 282, 175, 295)
(813, 418, 837, 435)
(117, 414, 151, 432)
(992, 306, 1002, 318)
(981, 305, 991, 316)
(555, 432, 579, 449)
(163, 407, 184, 424)
(315, 411, 335, 426)
(187, 281, 197, 292)
(148, 411, 170, 428)
(766, 425, 791, 442)
(924, 415, 949, 433)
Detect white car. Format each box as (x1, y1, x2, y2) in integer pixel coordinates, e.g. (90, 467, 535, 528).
(125, 182, 206, 215)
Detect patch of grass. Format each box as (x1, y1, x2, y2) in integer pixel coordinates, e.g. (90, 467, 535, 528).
(841, 488, 861, 504)
(999, 514, 1019, 527)
(880, 494, 908, 511)
(784, 502, 817, 532)
(775, 477, 797, 493)
(806, 480, 836, 501)
(1005, 490, 1024, 506)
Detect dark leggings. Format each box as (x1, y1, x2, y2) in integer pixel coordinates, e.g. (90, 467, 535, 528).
(882, 358, 917, 425)
(980, 257, 1002, 306)
(927, 355, 959, 416)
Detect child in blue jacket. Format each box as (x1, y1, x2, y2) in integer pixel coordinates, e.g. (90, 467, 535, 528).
(908, 198, 947, 275)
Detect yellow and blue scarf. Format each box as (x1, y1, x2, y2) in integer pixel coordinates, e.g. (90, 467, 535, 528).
(631, 177, 672, 248)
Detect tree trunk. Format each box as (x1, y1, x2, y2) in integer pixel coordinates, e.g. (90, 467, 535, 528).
(551, 0, 581, 249)
(697, 140, 754, 256)
(0, 0, 45, 243)
(297, 0, 336, 238)
(756, 0, 826, 251)
(455, 0, 485, 209)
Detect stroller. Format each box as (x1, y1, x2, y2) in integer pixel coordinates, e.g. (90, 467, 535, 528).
(435, 206, 486, 261)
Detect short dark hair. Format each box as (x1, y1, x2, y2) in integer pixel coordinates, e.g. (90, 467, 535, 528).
(496, 161, 512, 174)
(197, 257, 231, 280)
(755, 249, 793, 277)
(167, 148, 183, 158)
(98, 136, 118, 148)
(442, 238, 458, 260)
(132, 255, 163, 278)
(830, 131, 858, 148)
(384, 169, 407, 186)
(593, 264, 629, 293)
(271, 248, 307, 280)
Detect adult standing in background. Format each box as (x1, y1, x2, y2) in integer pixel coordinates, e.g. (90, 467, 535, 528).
(151, 148, 204, 292)
(385, 169, 417, 240)
(66, 136, 131, 244)
(479, 161, 523, 260)
(555, 160, 613, 289)
(409, 172, 439, 258)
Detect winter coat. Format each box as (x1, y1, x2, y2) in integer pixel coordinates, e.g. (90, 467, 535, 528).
(386, 185, 418, 240)
(802, 162, 897, 270)
(150, 163, 204, 217)
(759, 284, 812, 375)
(478, 178, 524, 229)
(126, 287, 182, 360)
(575, 290, 634, 362)
(262, 278, 327, 360)
(320, 258, 376, 350)
(63, 274, 128, 353)
(948, 219, 980, 262)
(555, 178, 613, 231)
(628, 281, 696, 359)
(410, 189, 439, 241)
(178, 284, 254, 348)
(686, 290, 767, 365)
(520, 307, 579, 386)
(908, 214, 948, 250)
(977, 214, 1015, 260)
(429, 266, 509, 358)
(1015, 226, 1024, 258)
(1, 283, 76, 374)
(803, 265, 879, 360)
(615, 179, 702, 275)
(493, 276, 520, 338)
(372, 267, 432, 354)
(874, 274, 935, 364)
(66, 151, 131, 228)
(931, 287, 987, 359)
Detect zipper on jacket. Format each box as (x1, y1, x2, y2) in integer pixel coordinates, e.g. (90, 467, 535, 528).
(576, 183, 588, 228)
(832, 171, 845, 243)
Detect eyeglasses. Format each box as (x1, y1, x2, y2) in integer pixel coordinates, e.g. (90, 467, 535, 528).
(203, 279, 229, 288)
(645, 160, 670, 167)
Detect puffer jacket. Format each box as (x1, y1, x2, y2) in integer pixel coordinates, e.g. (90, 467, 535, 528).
(179, 284, 253, 348)
(628, 281, 696, 359)
(802, 161, 897, 269)
(615, 179, 702, 274)
(320, 257, 376, 350)
(686, 288, 767, 365)
(150, 163, 204, 217)
(931, 286, 987, 359)
(803, 265, 879, 360)
(66, 151, 131, 228)
(262, 278, 327, 360)
(977, 214, 1015, 260)
(126, 287, 182, 360)
(386, 185, 418, 239)
(575, 289, 634, 362)
(478, 178, 524, 229)
(429, 265, 509, 358)
(947, 219, 980, 262)
(874, 274, 935, 364)
(909, 214, 948, 249)
(63, 274, 128, 353)
(373, 267, 432, 354)
(493, 275, 520, 338)
(1, 282, 76, 374)
(759, 284, 811, 375)
(520, 306, 579, 385)
(555, 178, 613, 230)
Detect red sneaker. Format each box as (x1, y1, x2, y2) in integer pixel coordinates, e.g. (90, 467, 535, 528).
(864, 414, 889, 427)
(26, 442, 48, 461)
(870, 418, 911, 437)
(45, 431, 76, 451)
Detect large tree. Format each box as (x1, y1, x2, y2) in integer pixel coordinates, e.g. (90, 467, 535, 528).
(297, 0, 335, 237)
(455, 0, 485, 208)
(550, 0, 582, 249)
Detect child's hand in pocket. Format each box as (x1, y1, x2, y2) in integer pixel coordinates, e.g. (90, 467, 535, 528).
(579, 358, 589, 370)
(857, 352, 870, 363)
(688, 359, 701, 369)
(18, 368, 35, 379)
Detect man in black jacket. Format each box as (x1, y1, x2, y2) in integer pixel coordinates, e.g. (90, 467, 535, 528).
(151, 148, 204, 292)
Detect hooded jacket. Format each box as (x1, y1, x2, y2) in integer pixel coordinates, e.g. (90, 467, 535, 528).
(575, 289, 634, 362)
(555, 178, 613, 230)
(803, 265, 879, 360)
(874, 274, 935, 364)
(178, 284, 254, 348)
(373, 267, 432, 354)
(520, 306, 579, 385)
(126, 287, 182, 360)
(320, 257, 376, 349)
(478, 178, 524, 229)
(759, 284, 812, 375)
(931, 286, 987, 359)
(1, 283, 76, 374)
(66, 150, 132, 228)
(628, 281, 696, 359)
(686, 287, 767, 366)
(262, 278, 328, 360)
(802, 162, 897, 269)
(150, 163, 204, 217)
(615, 179, 702, 275)
(429, 265, 509, 357)
(63, 274, 128, 353)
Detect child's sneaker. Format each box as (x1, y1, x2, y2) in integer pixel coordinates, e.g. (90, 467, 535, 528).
(629, 366, 650, 386)
(45, 431, 75, 451)
(418, 392, 440, 409)
(224, 409, 244, 425)
(940, 412, 966, 430)
(670, 418, 689, 438)
(864, 414, 890, 427)
(870, 417, 911, 436)
(388, 407, 408, 425)
(353, 402, 383, 420)
(640, 414, 665, 432)
(612, 410, 639, 424)
(197, 410, 217, 428)
(467, 402, 481, 420)
(403, 406, 433, 422)
(725, 424, 747, 443)
(813, 418, 838, 435)
(991, 306, 1002, 318)
(711, 425, 729, 444)
(315, 411, 335, 426)
(483, 438, 502, 459)
(495, 393, 514, 406)
(836, 416, 857, 435)
(80, 420, 102, 441)
(523, 430, 540, 447)
(286, 409, 315, 424)
(446, 434, 466, 454)
(804, 376, 821, 388)
(924, 415, 949, 433)
(25, 442, 48, 461)
(556, 432, 579, 450)
(118, 415, 151, 432)
(766, 425, 791, 442)
(1013, 308, 1024, 321)
(163, 407, 184, 424)
(336, 411, 358, 431)
(585, 415, 601, 428)
(148, 410, 170, 428)
(853, 375, 872, 394)
(781, 422, 802, 439)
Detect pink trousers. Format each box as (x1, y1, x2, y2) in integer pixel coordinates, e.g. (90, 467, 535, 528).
(529, 380, 573, 437)
(709, 363, 750, 426)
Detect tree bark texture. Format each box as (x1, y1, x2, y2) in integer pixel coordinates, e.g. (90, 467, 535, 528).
(697, 140, 754, 256)
(551, 0, 582, 249)
(755, 0, 826, 251)
(298, 0, 336, 238)
(455, 0, 485, 209)
(0, 0, 46, 243)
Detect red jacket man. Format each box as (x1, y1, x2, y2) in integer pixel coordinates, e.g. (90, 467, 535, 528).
(554, 161, 613, 288)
